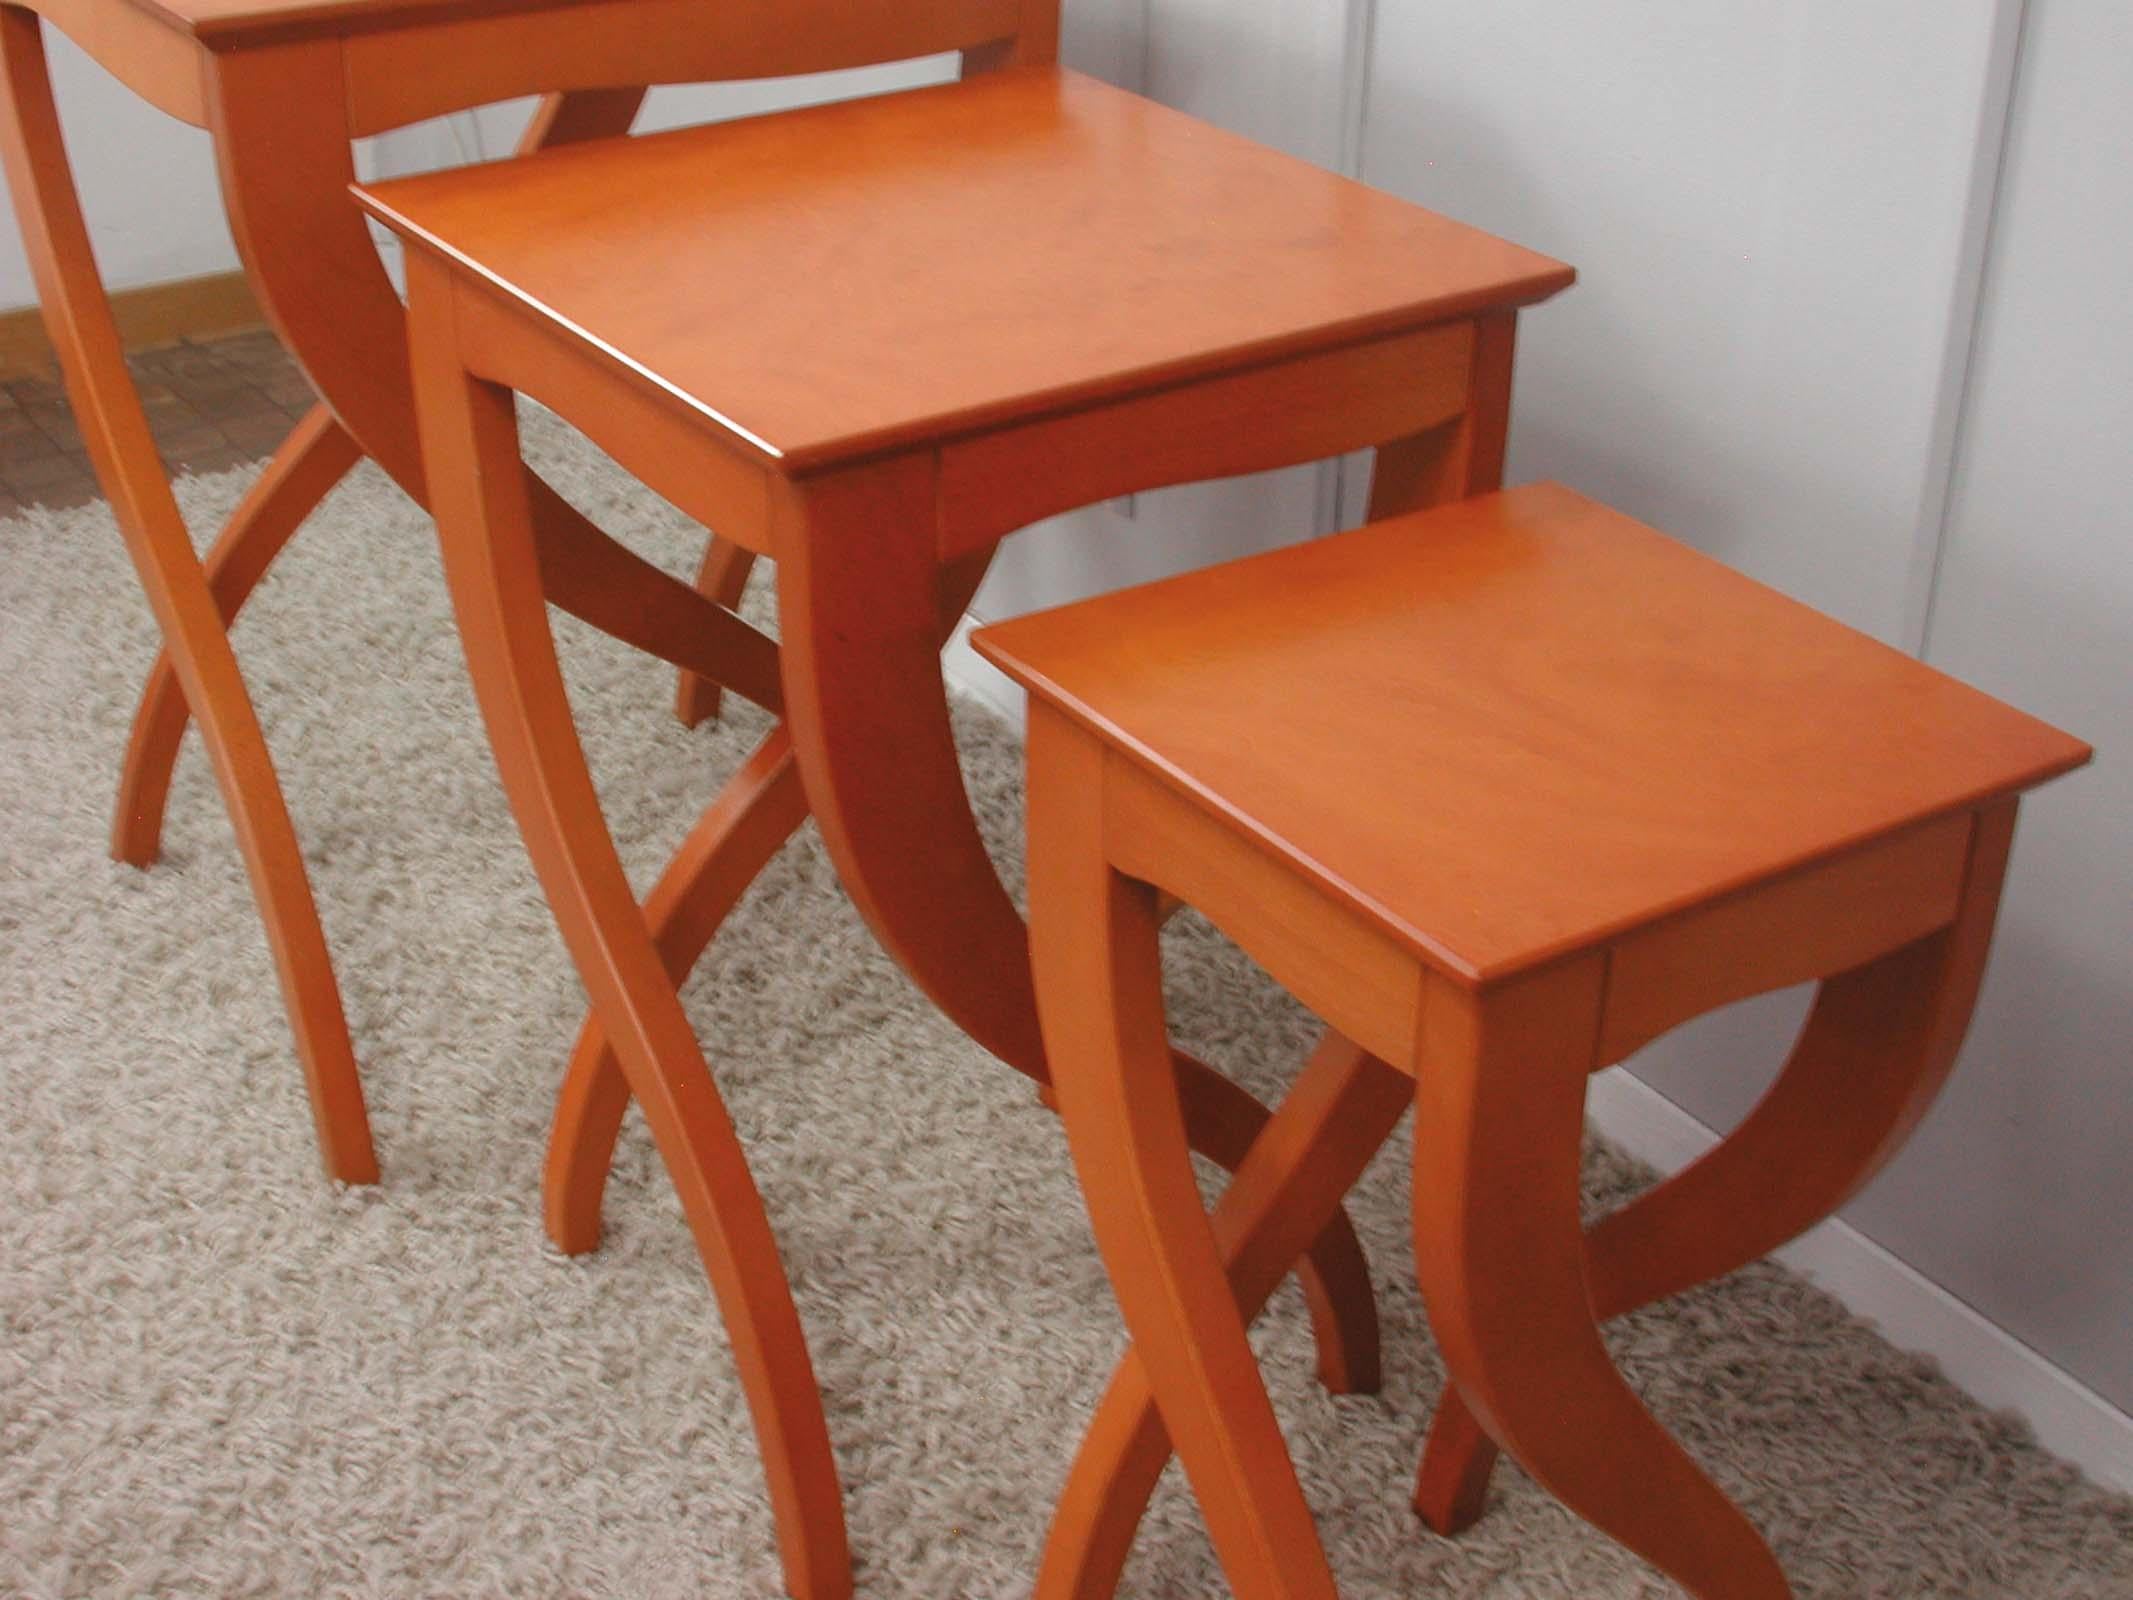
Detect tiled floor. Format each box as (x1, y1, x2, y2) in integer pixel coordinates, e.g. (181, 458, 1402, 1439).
(0, 326, 313, 520)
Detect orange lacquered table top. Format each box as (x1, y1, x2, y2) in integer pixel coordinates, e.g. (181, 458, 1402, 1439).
(113, 0, 628, 47)
(977, 483, 2092, 985)
(354, 66, 1575, 471)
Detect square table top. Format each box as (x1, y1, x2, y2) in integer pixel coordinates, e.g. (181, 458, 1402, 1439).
(974, 484, 2091, 987)
(355, 66, 1575, 473)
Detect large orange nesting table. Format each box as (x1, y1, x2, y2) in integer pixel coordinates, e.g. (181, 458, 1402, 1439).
(359, 55, 1572, 1599)
(0, 0, 807, 1182)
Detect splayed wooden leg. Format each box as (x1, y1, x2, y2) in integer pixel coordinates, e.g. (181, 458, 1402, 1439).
(1028, 705, 1341, 1600)
(1415, 804, 2015, 1538)
(410, 254, 847, 1600)
(1037, 1031, 1409, 1599)
(111, 406, 361, 865)
(775, 460, 1380, 1402)
(0, 8, 374, 1183)
(543, 727, 806, 1253)
(1411, 956, 1790, 1597)
(675, 540, 759, 727)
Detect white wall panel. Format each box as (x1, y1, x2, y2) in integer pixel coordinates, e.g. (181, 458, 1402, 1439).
(1884, 0, 2133, 1411)
(1363, 2, 2002, 643)
(1362, 6, 2001, 1162)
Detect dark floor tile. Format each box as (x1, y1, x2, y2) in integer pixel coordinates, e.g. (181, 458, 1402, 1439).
(1, 325, 310, 522)
(2, 449, 94, 490)
(5, 371, 63, 399)
(220, 415, 300, 453)
(262, 378, 320, 410)
(0, 428, 56, 463)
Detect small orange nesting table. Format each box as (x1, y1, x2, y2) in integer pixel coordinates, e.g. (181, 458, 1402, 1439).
(977, 485, 2090, 1598)
(359, 56, 1573, 1599)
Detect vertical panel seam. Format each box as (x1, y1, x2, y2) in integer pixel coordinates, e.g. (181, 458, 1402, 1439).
(1902, 0, 2033, 658)
(1323, 0, 1379, 533)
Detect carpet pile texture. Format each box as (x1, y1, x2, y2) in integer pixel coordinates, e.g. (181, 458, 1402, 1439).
(4, 427, 2130, 1596)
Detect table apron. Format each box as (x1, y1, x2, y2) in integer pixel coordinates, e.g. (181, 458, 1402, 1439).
(341, 0, 1022, 137)
(456, 278, 1483, 569)
(452, 270, 778, 553)
(15, 0, 204, 125)
(937, 320, 1476, 558)
(1103, 746, 1425, 1072)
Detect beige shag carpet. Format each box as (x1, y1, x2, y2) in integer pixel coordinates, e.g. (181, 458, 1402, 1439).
(3, 423, 2131, 1598)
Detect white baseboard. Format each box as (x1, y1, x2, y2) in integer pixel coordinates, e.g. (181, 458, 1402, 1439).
(946, 632, 2133, 1498)
(1587, 1068, 2133, 1495)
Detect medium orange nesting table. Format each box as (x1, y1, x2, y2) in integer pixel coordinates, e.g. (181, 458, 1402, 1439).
(0, 0, 802, 1182)
(359, 56, 1572, 1599)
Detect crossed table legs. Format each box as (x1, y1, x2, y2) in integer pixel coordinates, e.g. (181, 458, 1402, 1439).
(1026, 764, 2016, 1596)
(404, 296, 1391, 1595)
(0, 18, 776, 1180)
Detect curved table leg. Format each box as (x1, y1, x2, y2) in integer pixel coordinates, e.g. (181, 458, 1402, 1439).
(1037, 1032, 1410, 1599)
(541, 766, 1383, 1407)
(546, 550, 986, 1252)
(524, 86, 767, 738)
(114, 88, 651, 869)
(515, 86, 645, 153)
(1415, 803, 2016, 1536)
(544, 725, 807, 1253)
(1166, 1052, 1381, 1396)
(675, 540, 759, 727)
(112, 405, 362, 865)
(774, 460, 1379, 1399)
(206, 52, 781, 713)
(0, 7, 377, 1184)
(1412, 956, 1792, 1598)
(546, 538, 1384, 1383)
(1028, 722, 1342, 1600)
(410, 278, 847, 1599)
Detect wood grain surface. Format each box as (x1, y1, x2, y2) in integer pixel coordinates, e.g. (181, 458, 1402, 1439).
(979, 482, 2091, 985)
(356, 66, 1573, 471)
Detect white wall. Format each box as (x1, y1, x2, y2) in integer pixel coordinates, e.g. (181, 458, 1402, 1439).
(1877, 0, 2133, 1411)
(0, 28, 236, 308)
(1364, 1, 2005, 644)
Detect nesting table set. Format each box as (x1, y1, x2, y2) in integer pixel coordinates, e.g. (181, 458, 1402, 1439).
(5, 2, 2091, 1596)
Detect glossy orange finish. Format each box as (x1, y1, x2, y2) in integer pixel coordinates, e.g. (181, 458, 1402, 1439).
(0, 4, 375, 1181)
(983, 493, 2088, 1597)
(355, 67, 1572, 473)
(1039, 1030, 1412, 1599)
(340, 0, 1028, 136)
(985, 485, 2087, 988)
(112, 0, 612, 47)
(112, 404, 362, 867)
(0, 0, 780, 1181)
(408, 248, 852, 1599)
(673, 540, 757, 728)
(377, 51, 1569, 1596)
